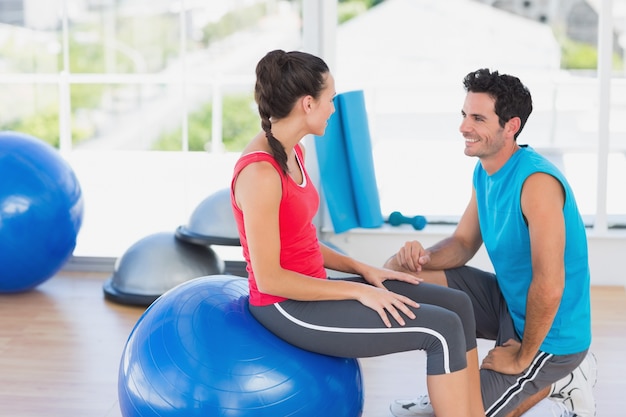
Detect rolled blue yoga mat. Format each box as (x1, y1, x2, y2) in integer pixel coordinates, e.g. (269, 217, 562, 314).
(338, 90, 383, 229)
(314, 99, 359, 233)
(314, 90, 383, 233)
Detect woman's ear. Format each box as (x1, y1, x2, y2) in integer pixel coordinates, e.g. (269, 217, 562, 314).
(301, 95, 314, 114)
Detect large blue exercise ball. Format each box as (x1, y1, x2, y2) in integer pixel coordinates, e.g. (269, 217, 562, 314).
(0, 131, 84, 293)
(118, 275, 364, 417)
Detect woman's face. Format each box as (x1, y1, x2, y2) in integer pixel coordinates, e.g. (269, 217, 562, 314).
(308, 73, 336, 136)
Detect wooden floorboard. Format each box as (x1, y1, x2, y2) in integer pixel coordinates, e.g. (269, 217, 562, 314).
(0, 271, 623, 417)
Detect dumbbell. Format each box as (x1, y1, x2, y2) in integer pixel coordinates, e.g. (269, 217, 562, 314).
(387, 211, 427, 230)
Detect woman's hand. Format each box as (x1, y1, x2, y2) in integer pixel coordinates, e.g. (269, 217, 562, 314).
(360, 264, 423, 288)
(354, 265, 422, 327)
(356, 284, 420, 328)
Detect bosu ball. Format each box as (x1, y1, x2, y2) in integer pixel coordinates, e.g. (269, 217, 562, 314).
(176, 187, 247, 277)
(103, 231, 224, 307)
(175, 188, 241, 247)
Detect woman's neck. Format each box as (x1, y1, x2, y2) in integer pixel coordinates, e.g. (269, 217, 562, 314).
(270, 117, 307, 153)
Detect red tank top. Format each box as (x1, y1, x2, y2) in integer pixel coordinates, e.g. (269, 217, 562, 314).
(230, 144, 327, 306)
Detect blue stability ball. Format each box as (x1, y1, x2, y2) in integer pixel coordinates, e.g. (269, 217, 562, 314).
(118, 275, 364, 417)
(0, 131, 84, 292)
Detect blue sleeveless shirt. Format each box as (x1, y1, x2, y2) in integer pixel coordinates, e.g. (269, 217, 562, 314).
(473, 146, 591, 355)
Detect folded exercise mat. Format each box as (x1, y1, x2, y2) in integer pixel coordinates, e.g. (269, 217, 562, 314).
(314, 90, 383, 233)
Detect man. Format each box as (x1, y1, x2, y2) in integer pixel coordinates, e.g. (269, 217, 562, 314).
(384, 68, 596, 417)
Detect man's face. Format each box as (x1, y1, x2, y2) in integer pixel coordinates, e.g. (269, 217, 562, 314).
(459, 91, 507, 159)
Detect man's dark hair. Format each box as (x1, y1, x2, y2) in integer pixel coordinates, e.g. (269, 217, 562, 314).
(463, 68, 533, 140)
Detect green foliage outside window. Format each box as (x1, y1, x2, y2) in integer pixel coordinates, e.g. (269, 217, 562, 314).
(1, 107, 94, 148)
(338, 0, 383, 24)
(559, 37, 623, 70)
(153, 94, 259, 152)
(551, 24, 623, 71)
(6, 0, 623, 150)
(202, 3, 268, 45)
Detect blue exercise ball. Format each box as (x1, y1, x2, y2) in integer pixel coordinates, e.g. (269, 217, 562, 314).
(118, 275, 364, 417)
(0, 131, 84, 293)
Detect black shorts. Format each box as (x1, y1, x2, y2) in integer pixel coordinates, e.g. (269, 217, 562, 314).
(445, 266, 588, 417)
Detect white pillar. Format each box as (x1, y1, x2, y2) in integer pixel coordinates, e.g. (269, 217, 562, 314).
(594, 0, 613, 233)
(302, 0, 337, 68)
(179, 0, 189, 152)
(58, 0, 72, 153)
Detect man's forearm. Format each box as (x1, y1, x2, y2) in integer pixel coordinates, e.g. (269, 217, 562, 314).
(519, 279, 562, 365)
(424, 237, 475, 270)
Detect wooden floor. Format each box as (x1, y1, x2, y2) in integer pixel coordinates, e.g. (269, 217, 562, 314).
(1, 271, 624, 417)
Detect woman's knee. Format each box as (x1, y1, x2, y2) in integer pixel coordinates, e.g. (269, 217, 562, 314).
(424, 310, 468, 374)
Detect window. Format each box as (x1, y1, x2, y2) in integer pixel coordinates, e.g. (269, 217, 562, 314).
(332, 0, 626, 228)
(1, 0, 624, 261)
(0, 0, 304, 257)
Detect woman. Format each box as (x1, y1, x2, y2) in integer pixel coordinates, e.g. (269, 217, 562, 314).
(231, 49, 485, 417)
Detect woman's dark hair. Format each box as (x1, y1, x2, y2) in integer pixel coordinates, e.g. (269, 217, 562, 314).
(254, 49, 329, 173)
(463, 68, 533, 140)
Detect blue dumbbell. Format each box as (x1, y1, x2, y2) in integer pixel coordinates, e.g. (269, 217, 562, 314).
(388, 211, 427, 230)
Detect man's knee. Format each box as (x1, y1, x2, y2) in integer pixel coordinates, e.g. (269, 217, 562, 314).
(420, 269, 448, 286)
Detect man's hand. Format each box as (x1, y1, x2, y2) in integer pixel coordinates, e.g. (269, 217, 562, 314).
(481, 339, 531, 375)
(393, 240, 430, 273)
